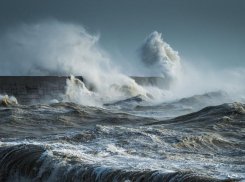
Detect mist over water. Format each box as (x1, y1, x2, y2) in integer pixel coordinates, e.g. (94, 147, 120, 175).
(0, 21, 154, 103)
(0, 20, 245, 181)
(1, 20, 244, 105)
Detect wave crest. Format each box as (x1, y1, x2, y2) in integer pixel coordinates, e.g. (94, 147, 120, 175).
(0, 95, 18, 106)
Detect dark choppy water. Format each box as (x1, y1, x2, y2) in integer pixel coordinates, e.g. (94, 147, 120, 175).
(0, 90, 245, 182)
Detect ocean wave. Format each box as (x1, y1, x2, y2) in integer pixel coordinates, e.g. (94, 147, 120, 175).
(0, 144, 236, 182)
(174, 133, 242, 153)
(104, 94, 146, 110)
(0, 95, 18, 106)
(148, 102, 245, 127)
(0, 102, 156, 138)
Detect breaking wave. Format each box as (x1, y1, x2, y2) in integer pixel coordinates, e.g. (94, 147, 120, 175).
(0, 144, 231, 182)
(0, 95, 18, 106)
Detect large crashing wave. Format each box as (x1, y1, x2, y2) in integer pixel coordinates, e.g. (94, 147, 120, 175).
(0, 21, 165, 105)
(139, 31, 181, 81)
(0, 21, 184, 106)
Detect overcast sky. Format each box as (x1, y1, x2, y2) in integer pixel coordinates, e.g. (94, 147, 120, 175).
(1, 0, 244, 69)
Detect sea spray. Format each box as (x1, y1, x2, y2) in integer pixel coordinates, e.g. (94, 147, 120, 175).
(64, 75, 158, 107)
(0, 21, 171, 105)
(138, 31, 181, 82)
(65, 75, 102, 106)
(1, 20, 244, 106)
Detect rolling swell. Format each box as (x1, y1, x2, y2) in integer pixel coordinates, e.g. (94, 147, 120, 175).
(0, 145, 46, 181)
(0, 102, 156, 138)
(147, 102, 245, 129)
(0, 144, 235, 182)
(109, 91, 232, 120)
(0, 100, 244, 181)
(143, 102, 245, 168)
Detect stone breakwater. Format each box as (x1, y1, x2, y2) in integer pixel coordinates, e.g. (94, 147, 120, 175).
(0, 76, 167, 105)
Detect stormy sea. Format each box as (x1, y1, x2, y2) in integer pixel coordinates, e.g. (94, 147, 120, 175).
(0, 78, 245, 182)
(0, 22, 245, 182)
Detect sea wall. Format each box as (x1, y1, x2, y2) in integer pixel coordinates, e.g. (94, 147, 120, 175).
(130, 76, 169, 89)
(0, 76, 166, 105)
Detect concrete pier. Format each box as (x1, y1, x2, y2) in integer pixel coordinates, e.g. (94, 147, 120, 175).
(0, 76, 166, 105)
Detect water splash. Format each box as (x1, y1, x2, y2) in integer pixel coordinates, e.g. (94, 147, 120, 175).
(138, 31, 181, 81)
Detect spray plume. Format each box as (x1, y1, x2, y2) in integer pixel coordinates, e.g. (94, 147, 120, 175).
(138, 31, 181, 81)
